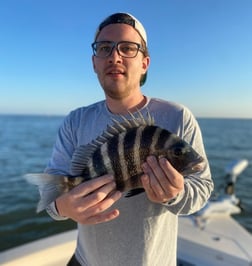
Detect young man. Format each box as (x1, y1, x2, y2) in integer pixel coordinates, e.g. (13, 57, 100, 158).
(43, 13, 213, 266)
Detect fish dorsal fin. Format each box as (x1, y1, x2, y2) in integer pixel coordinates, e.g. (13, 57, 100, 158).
(108, 109, 154, 134)
(71, 143, 96, 175)
(96, 110, 154, 143)
(71, 110, 154, 175)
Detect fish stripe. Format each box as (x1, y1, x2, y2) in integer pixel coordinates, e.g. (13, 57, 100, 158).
(101, 142, 114, 176)
(150, 127, 163, 154)
(81, 163, 91, 179)
(107, 134, 124, 190)
(87, 159, 96, 178)
(123, 128, 139, 187)
(156, 130, 173, 150)
(118, 131, 128, 186)
(90, 148, 104, 178)
(141, 126, 158, 152)
(134, 126, 144, 175)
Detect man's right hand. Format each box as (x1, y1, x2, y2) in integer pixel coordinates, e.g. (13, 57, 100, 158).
(55, 175, 122, 224)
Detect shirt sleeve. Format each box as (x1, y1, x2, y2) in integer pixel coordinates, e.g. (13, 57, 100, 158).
(41, 113, 76, 220)
(163, 107, 213, 215)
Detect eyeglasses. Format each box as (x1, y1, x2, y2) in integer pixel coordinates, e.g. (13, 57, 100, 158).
(91, 41, 144, 58)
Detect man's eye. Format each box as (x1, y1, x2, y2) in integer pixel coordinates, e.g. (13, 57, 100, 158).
(98, 46, 111, 52)
(121, 45, 135, 52)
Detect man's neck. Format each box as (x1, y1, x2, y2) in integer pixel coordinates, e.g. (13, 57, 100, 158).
(106, 94, 147, 114)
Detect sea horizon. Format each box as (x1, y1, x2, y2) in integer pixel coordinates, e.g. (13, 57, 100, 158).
(1, 112, 252, 120)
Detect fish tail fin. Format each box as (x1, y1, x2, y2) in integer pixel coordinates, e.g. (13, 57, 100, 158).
(24, 173, 82, 212)
(24, 173, 67, 187)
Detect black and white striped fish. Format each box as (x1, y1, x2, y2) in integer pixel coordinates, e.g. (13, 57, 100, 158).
(25, 111, 205, 212)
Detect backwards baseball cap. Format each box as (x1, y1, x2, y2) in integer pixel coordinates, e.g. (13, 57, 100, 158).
(94, 12, 147, 45)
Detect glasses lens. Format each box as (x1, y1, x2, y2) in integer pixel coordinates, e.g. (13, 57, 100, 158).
(118, 42, 139, 58)
(93, 42, 114, 57)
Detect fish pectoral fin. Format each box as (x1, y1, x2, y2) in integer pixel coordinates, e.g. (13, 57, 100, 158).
(125, 188, 145, 197)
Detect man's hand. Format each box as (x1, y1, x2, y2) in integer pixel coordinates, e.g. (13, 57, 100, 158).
(141, 156, 184, 204)
(55, 175, 122, 224)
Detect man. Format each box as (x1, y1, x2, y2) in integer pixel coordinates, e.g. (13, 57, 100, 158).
(43, 13, 213, 266)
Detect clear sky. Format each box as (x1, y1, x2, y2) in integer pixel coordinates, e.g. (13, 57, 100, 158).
(1, 0, 252, 118)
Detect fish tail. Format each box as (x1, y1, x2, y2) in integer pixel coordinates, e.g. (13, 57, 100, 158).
(24, 173, 83, 212)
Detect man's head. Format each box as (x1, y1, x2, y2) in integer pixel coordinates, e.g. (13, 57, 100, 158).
(92, 13, 149, 87)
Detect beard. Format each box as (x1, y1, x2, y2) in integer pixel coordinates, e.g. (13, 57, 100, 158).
(102, 85, 131, 100)
(100, 76, 133, 100)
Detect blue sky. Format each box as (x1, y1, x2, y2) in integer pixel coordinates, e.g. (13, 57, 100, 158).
(1, 0, 252, 118)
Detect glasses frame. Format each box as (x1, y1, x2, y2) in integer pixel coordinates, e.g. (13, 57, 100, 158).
(91, 41, 145, 58)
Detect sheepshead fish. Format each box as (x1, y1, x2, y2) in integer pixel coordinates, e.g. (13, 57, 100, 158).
(25, 111, 205, 212)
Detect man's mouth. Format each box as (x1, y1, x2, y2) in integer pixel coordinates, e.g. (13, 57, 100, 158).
(106, 67, 125, 76)
(110, 71, 122, 74)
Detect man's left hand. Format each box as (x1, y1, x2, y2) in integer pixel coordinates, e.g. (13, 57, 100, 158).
(141, 156, 184, 204)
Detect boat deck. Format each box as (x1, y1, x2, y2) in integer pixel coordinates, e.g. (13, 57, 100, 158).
(0, 230, 77, 266)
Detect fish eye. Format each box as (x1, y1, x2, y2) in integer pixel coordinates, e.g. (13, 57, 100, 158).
(173, 147, 183, 157)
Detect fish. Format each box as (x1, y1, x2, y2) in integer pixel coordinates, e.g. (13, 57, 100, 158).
(25, 111, 205, 212)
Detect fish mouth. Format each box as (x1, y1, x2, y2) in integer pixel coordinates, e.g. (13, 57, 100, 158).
(180, 157, 205, 176)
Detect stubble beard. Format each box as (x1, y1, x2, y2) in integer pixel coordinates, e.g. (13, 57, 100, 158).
(103, 87, 131, 100)
(102, 80, 132, 100)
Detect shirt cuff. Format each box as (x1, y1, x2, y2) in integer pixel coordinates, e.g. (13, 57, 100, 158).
(46, 201, 68, 221)
(162, 190, 184, 206)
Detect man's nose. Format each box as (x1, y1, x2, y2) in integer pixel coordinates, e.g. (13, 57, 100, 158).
(108, 47, 122, 62)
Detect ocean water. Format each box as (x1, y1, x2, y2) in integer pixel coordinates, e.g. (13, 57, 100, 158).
(0, 114, 251, 252)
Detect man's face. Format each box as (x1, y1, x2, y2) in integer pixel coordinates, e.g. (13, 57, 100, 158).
(92, 24, 150, 100)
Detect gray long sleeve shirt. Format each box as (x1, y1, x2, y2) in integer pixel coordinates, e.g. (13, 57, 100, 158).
(44, 97, 213, 266)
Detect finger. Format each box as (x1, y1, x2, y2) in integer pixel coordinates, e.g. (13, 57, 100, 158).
(145, 157, 170, 192)
(72, 174, 114, 197)
(146, 156, 164, 177)
(141, 174, 157, 199)
(84, 209, 120, 225)
(142, 162, 165, 198)
(84, 190, 122, 218)
(159, 158, 184, 188)
(141, 173, 171, 203)
(79, 181, 118, 210)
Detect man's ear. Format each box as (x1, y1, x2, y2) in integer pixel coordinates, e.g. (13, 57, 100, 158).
(142, 56, 150, 74)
